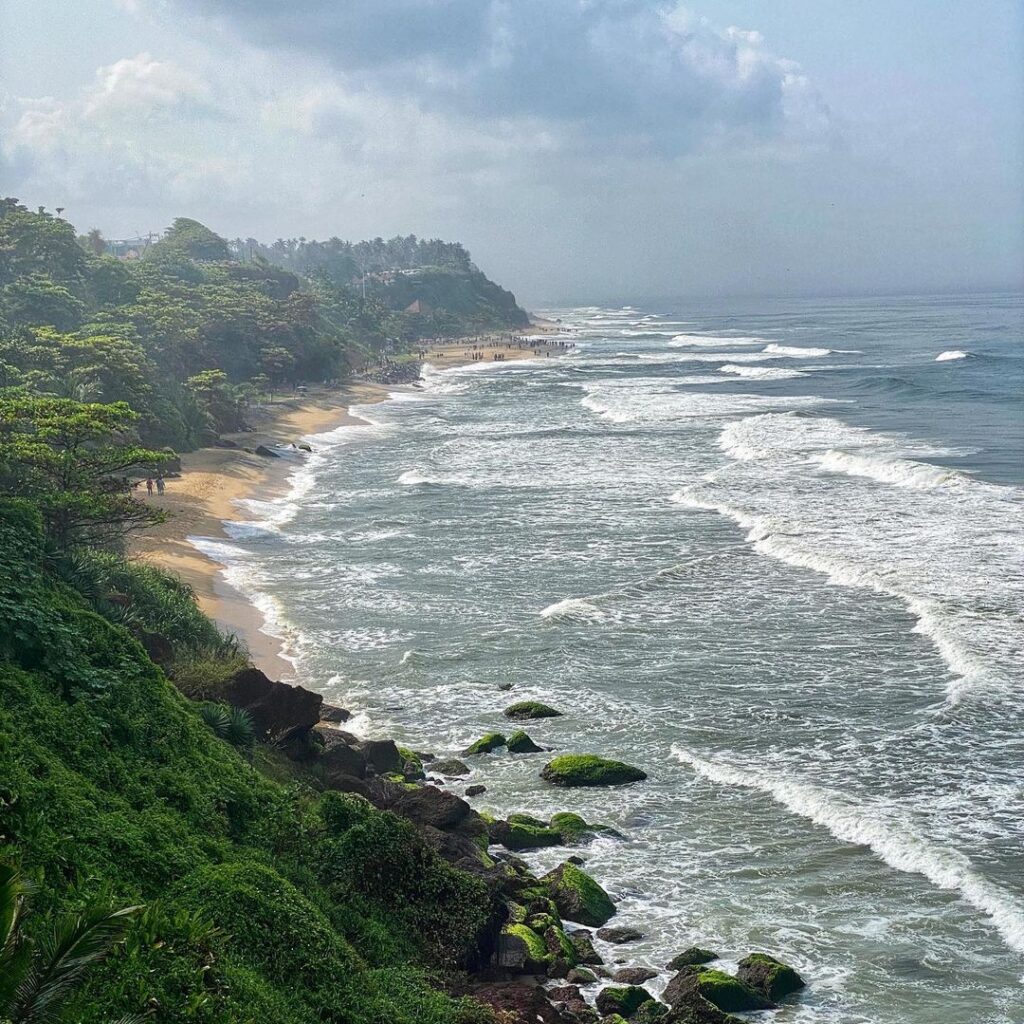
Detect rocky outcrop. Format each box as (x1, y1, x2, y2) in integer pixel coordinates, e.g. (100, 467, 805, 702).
(664, 967, 773, 1014)
(222, 667, 322, 744)
(595, 985, 654, 1018)
(667, 948, 718, 970)
(540, 755, 646, 788)
(597, 926, 644, 944)
(503, 701, 563, 720)
(735, 954, 805, 1002)
(506, 729, 544, 753)
(542, 862, 616, 927)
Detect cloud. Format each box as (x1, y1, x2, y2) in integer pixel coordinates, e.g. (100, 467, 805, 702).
(82, 52, 211, 120)
(167, 0, 836, 156)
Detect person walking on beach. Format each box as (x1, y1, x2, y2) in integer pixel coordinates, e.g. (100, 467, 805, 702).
(145, 477, 153, 496)
(155, 475, 165, 495)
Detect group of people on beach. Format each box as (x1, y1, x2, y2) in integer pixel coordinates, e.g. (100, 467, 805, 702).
(142, 476, 165, 496)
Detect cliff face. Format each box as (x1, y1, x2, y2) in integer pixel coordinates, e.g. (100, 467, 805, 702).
(381, 268, 530, 329)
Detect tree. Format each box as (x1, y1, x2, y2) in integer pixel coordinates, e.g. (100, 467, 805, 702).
(185, 368, 244, 436)
(258, 345, 295, 399)
(0, 397, 173, 550)
(83, 228, 106, 256)
(147, 218, 230, 263)
(0, 863, 142, 1024)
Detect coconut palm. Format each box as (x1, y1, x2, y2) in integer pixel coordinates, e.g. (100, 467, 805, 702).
(0, 864, 143, 1023)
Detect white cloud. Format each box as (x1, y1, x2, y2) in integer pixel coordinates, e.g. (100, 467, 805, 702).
(83, 52, 211, 120)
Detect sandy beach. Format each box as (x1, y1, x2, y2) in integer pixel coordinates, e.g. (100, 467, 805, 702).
(131, 384, 386, 678)
(129, 337, 562, 679)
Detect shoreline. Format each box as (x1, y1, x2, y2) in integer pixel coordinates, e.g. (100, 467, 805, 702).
(131, 384, 388, 678)
(132, 334, 565, 678)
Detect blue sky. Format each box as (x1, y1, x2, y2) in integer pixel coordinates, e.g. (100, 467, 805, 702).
(1, 0, 1021, 303)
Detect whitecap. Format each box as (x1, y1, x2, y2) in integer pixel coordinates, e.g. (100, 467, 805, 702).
(539, 597, 606, 622)
(719, 364, 807, 380)
(936, 350, 969, 361)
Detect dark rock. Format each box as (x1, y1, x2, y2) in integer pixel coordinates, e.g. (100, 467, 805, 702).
(465, 784, 487, 797)
(464, 732, 506, 755)
(664, 967, 773, 1014)
(549, 985, 582, 1003)
(543, 863, 616, 927)
(541, 755, 646, 788)
(222, 667, 322, 744)
(359, 738, 403, 775)
(507, 729, 545, 753)
(612, 967, 657, 985)
(666, 948, 717, 971)
(431, 758, 471, 776)
(490, 817, 563, 851)
(569, 929, 604, 965)
(418, 751, 437, 762)
(498, 681, 514, 691)
(567, 967, 598, 984)
(320, 703, 351, 723)
(317, 730, 368, 779)
(632, 1002, 669, 1023)
(386, 783, 474, 831)
(139, 631, 174, 664)
(735, 953, 805, 1001)
(597, 927, 644, 944)
(504, 701, 563, 720)
(469, 981, 570, 1023)
(297, 442, 312, 452)
(254, 444, 281, 457)
(213, 437, 238, 448)
(595, 985, 652, 1018)
(547, 957, 573, 979)
(568, 855, 586, 866)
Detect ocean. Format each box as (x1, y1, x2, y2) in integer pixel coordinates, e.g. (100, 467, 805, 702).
(196, 292, 1023, 1023)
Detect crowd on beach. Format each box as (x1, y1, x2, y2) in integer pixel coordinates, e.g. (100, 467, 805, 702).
(414, 331, 578, 361)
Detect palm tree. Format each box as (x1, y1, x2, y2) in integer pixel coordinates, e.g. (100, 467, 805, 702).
(0, 864, 143, 1023)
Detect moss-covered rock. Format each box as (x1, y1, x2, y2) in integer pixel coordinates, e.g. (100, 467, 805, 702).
(503, 701, 563, 720)
(463, 732, 506, 755)
(491, 817, 563, 851)
(542, 862, 616, 927)
(396, 746, 425, 780)
(541, 755, 646, 787)
(544, 923, 578, 964)
(498, 923, 550, 969)
(569, 929, 603, 965)
(665, 967, 773, 1013)
(508, 812, 549, 828)
(506, 729, 544, 753)
(631, 1000, 668, 1022)
(667, 946, 718, 970)
(595, 985, 652, 1017)
(736, 953, 806, 1001)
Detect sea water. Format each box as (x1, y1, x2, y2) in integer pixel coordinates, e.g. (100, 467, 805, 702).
(203, 292, 1024, 1023)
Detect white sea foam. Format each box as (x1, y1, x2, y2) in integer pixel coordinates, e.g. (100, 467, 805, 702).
(812, 450, 967, 490)
(936, 350, 969, 361)
(670, 334, 768, 347)
(719, 364, 807, 380)
(762, 343, 833, 357)
(671, 745, 1024, 954)
(539, 597, 606, 622)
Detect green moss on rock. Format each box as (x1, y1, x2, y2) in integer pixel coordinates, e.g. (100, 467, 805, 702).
(493, 819, 563, 851)
(595, 985, 652, 1018)
(694, 968, 774, 1012)
(542, 862, 616, 927)
(501, 923, 550, 966)
(503, 701, 562, 720)
(463, 732, 506, 755)
(540, 755, 647, 787)
(667, 946, 718, 970)
(736, 953, 806, 1001)
(396, 746, 425, 780)
(506, 729, 544, 753)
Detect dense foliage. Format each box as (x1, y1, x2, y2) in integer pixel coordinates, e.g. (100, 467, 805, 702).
(0, 199, 528, 451)
(0, 500, 498, 1022)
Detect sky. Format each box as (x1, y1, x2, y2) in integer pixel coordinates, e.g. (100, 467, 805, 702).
(1, 0, 1021, 305)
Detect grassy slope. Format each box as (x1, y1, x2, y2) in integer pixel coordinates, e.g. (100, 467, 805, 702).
(0, 501, 496, 1024)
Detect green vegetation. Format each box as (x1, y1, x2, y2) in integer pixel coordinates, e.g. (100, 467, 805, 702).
(540, 754, 647, 787)
(0, 199, 528, 453)
(502, 701, 562, 720)
(541, 862, 616, 928)
(462, 732, 506, 755)
(505, 729, 543, 753)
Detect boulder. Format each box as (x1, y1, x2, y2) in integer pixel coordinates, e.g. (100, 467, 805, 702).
(612, 967, 657, 985)
(320, 703, 351, 723)
(464, 732, 506, 755)
(431, 758, 471, 776)
(465, 784, 487, 797)
(213, 437, 238, 449)
(358, 738, 403, 776)
(548, 984, 582, 1003)
(507, 729, 545, 753)
(222, 667, 322, 743)
(297, 442, 312, 452)
(664, 968, 773, 1014)
(386, 784, 474, 831)
(254, 444, 281, 457)
(568, 929, 603, 965)
(497, 924, 551, 971)
(504, 701, 563, 720)
(396, 746, 425, 780)
(666, 948, 717, 971)
(552, 812, 622, 844)
(490, 817, 563, 851)
(468, 981, 568, 1024)
(567, 967, 598, 984)
(541, 755, 646, 788)
(735, 953, 805, 1002)
(597, 926, 644, 944)
(498, 681, 514, 691)
(317, 729, 368, 779)
(632, 1002, 669, 1022)
(542, 862, 616, 927)
(595, 985, 652, 1018)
